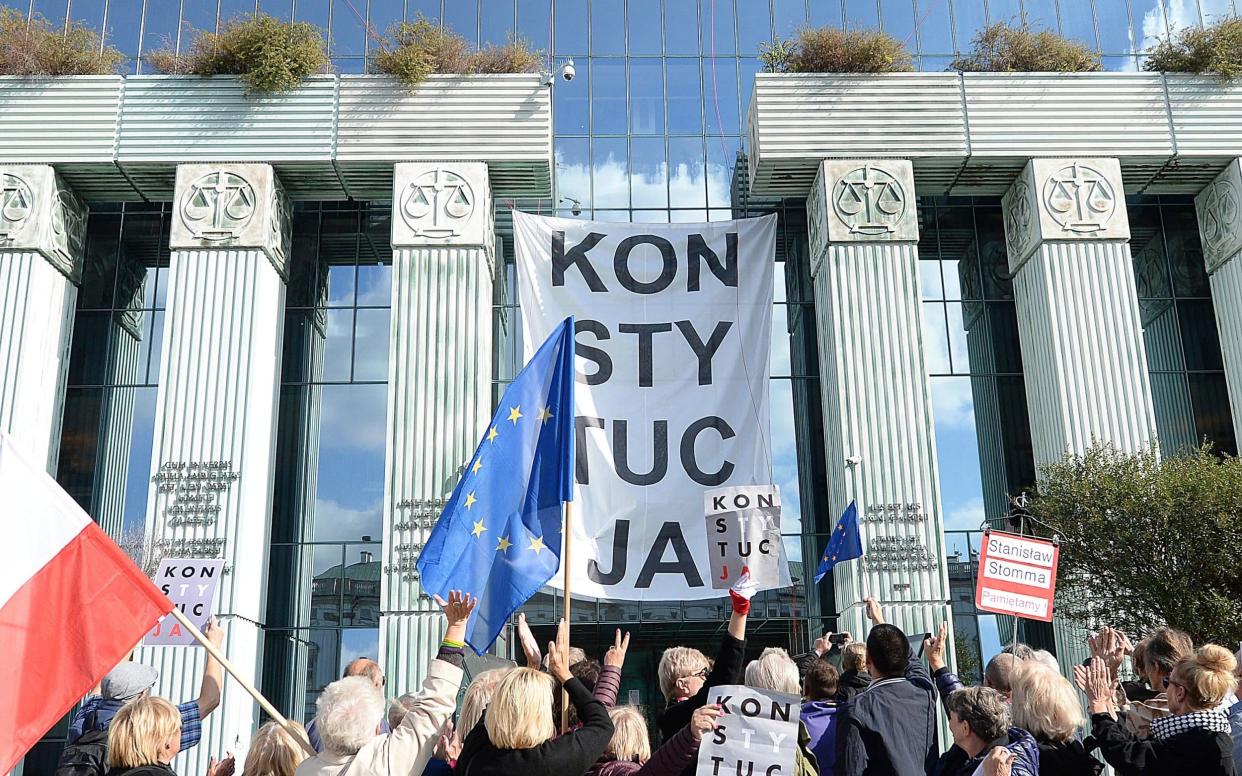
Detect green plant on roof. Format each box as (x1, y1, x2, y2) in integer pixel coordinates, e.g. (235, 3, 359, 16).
(950, 20, 1101, 72)
(760, 26, 913, 74)
(1146, 16, 1242, 80)
(0, 7, 124, 76)
(372, 15, 543, 87)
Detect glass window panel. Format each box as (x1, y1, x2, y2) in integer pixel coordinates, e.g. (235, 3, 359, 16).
(56, 387, 103, 513)
(139, 0, 179, 64)
(332, 57, 367, 74)
(669, 208, 708, 222)
(915, 0, 954, 53)
(69, 0, 106, 28)
(1058, 0, 1099, 48)
(517, 0, 551, 49)
(1134, 0, 1168, 52)
(665, 0, 699, 54)
(180, 1, 218, 42)
(1151, 371, 1197, 454)
(555, 137, 591, 205)
(923, 302, 951, 373)
(591, 0, 627, 54)
(313, 386, 387, 540)
(219, 0, 259, 21)
(480, 0, 515, 45)
(32, 0, 66, 25)
(554, 59, 590, 134)
(1164, 205, 1210, 296)
(737, 0, 772, 59)
(330, 0, 366, 55)
(326, 264, 356, 306)
(774, 260, 787, 303)
(843, 0, 879, 30)
(880, 0, 916, 40)
(352, 308, 390, 381)
(705, 136, 738, 207)
(953, 0, 989, 53)
(630, 136, 669, 208)
(701, 0, 736, 54)
(68, 312, 112, 386)
(310, 545, 343, 626)
(1143, 303, 1185, 371)
(443, 0, 479, 42)
(307, 628, 341, 696)
(592, 136, 629, 208)
(356, 263, 390, 306)
(629, 0, 664, 54)
(770, 379, 801, 528)
(942, 258, 963, 300)
(811, 0, 845, 27)
(1094, 0, 1134, 54)
(773, 0, 807, 36)
(258, 0, 294, 19)
(144, 311, 165, 384)
(1202, 0, 1236, 23)
(738, 56, 762, 127)
(342, 544, 381, 625)
(1021, 0, 1058, 29)
(930, 375, 985, 529)
(554, 0, 587, 52)
(989, 0, 1022, 24)
(591, 58, 628, 134)
(295, 0, 330, 27)
(368, 0, 404, 37)
(666, 58, 703, 133)
(322, 309, 354, 382)
(668, 137, 707, 207)
(103, 0, 144, 61)
(629, 58, 666, 134)
(920, 260, 944, 300)
(1177, 300, 1224, 371)
(946, 302, 969, 374)
(1190, 373, 1238, 454)
(771, 312, 792, 377)
(704, 58, 739, 135)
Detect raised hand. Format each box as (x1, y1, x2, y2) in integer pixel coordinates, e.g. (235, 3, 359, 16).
(604, 628, 631, 669)
(814, 631, 833, 656)
(434, 590, 478, 644)
(206, 754, 235, 776)
(546, 618, 572, 683)
(516, 612, 543, 669)
(204, 615, 225, 647)
(689, 704, 724, 741)
(981, 747, 1013, 776)
(924, 622, 948, 671)
(1084, 656, 1117, 714)
(864, 596, 884, 625)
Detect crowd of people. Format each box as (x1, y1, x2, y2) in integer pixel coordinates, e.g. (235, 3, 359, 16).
(55, 589, 1241, 776)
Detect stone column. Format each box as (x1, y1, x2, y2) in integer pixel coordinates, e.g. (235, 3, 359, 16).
(135, 164, 290, 774)
(1002, 157, 1157, 674)
(380, 163, 494, 694)
(1195, 159, 1242, 443)
(806, 159, 954, 645)
(0, 165, 87, 473)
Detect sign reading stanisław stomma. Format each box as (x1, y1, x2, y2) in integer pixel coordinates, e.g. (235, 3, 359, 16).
(514, 212, 777, 600)
(975, 530, 1060, 623)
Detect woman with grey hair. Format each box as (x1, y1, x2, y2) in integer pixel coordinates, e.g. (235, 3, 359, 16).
(934, 687, 1040, 776)
(743, 647, 818, 776)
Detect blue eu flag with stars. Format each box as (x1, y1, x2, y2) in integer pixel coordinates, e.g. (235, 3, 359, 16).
(416, 317, 575, 654)
(814, 500, 863, 584)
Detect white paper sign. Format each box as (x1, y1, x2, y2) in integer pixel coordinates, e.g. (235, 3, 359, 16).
(144, 558, 224, 646)
(514, 212, 777, 600)
(705, 485, 792, 591)
(698, 685, 799, 776)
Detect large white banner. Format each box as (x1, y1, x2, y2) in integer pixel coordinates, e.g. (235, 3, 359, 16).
(514, 211, 777, 600)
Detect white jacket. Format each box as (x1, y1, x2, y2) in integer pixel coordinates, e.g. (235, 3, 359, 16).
(296, 658, 464, 776)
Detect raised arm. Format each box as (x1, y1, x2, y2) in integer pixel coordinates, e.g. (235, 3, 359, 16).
(197, 617, 225, 718)
(636, 706, 723, 776)
(593, 629, 629, 708)
(546, 627, 615, 771)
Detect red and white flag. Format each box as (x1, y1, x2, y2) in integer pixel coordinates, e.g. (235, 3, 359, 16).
(0, 433, 172, 774)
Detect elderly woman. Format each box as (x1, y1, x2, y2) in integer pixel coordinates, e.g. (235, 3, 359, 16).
(1086, 645, 1238, 776)
(242, 722, 310, 776)
(933, 687, 1039, 776)
(454, 619, 614, 776)
(587, 705, 722, 776)
(1008, 663, 1100, 776)
(105, 696, 233, 776)
(744, 647, 819, 776)
(296, 590, 475, 776)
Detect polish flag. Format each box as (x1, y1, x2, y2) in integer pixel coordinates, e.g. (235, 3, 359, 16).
(0, 433, 172, 774)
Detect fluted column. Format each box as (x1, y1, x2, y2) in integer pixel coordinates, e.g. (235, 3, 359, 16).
(1195, 159, 1242, 443)
(135, 164, 290, 774)
(1002, 157, 1157, 675)
(379, 163, 493, 694)
(0, 165, 87, 473)
(806, 159, 954, 646)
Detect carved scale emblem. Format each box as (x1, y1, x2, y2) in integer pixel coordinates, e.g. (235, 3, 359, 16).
(1041, 162, 1116, 234)
(0, 173, 34, 240)
(400, 168, 475, 239)
(1199, 178, 1239, 261)
(1004, 177, 1033, 258)
(832, 163, 907, 236)
(180, 170, 257, 240)
(52, 188, 87, 259)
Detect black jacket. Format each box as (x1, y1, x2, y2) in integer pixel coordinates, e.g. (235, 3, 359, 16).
(455, 677, 613, 776)
(834, 651, 938, 776)
(835, 669, 873, 703)
(104, 766, 176, 776)
(57, 729, 108, 776)
(656, 632, 746, 742)
(1091, 712, 1236, 776)
(1034, 738, 1102, 776)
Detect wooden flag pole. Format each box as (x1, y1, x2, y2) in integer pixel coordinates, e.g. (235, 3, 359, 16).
(561, 499, 573, 734)
(167, 607, 317, 758)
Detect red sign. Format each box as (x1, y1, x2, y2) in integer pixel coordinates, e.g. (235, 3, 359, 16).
(974, 530, 1060, 622)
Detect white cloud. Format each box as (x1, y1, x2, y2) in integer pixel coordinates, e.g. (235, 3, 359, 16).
(554, 150, 732, 213)
(942, 496, 986, 531)
(314, 497, 383, 542)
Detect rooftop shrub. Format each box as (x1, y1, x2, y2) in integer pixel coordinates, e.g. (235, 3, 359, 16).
(760, 26, 913, 73)
(0, 7, 124, 75)
(1146, 16, 1242, 79)
(951, 20, 1101, 72)
(372, 16, 543, 86)
(146, 13, 329, 93)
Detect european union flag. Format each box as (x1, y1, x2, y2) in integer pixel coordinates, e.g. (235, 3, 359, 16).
(814, 500, 863, 584)
(416, 317, 575, 654)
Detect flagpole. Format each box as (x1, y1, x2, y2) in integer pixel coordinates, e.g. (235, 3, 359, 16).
(168, 607, 317, 758)
(560, 498, 573, 733)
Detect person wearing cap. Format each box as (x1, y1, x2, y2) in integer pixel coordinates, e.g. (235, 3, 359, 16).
(67, 617, 225, 751)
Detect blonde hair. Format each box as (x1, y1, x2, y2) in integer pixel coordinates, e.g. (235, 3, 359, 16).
(459, 668, 512, 738)
(1171, 644, 1238, 709)
(242, 722, 310, 776)
(841, 642, 867, 672)
(658, 647, 710, 701)
(1009, 664, 1085, 743)
(485, 668, 556, 749)
(606, 706, 652, 764)
(745, 648, 800, 695)
(106, 696, 182, 768)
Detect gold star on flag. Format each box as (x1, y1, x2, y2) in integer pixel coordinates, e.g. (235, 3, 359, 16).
(529, 535, 547, 554)
(471, 520, 486, 538)
(507, 406, 523, 424)
(497, 535, 512, 552)
(472, 458, 483, 475)
(536, 406, 553, 422)
(487, 426, 499, 443)
(464, 492, 477, 509)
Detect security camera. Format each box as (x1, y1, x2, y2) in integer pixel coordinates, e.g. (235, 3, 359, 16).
(559, 197, 582, 216)
(845, 454, 862, 467)
(561, 58, 576, 81)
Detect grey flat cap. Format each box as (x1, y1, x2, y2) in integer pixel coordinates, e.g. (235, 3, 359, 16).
(101, 662, 159, 701)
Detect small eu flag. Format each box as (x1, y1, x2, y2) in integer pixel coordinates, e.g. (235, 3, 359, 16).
(416, 317, 575, 654)
(814, 500, 863, 584)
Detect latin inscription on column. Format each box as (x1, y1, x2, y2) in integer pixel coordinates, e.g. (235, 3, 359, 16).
(153, 460, 240, 526)
(387, 497, 445, 601)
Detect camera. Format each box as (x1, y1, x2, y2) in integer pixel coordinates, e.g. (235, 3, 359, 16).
(561, 58, 576, 81)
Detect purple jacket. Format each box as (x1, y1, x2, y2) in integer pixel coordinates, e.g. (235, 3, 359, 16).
(801, 700, 842, 776)
(586, 724, 700, 776)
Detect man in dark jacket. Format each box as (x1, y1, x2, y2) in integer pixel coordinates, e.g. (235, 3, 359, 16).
(834, 602, 939, 776)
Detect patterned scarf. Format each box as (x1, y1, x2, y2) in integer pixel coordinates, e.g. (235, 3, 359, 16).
(1150, 709, 1232, 741)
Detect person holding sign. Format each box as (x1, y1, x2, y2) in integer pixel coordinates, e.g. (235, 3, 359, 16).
(588, 705, 723, 776)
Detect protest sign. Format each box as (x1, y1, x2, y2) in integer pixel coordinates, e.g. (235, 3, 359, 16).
(697, 684, 799, 776)
(145, 558, 224, 645)
(514, 212, 777, 600)
(705, 485, 792, 592)
(974, 531, 1060, 622)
